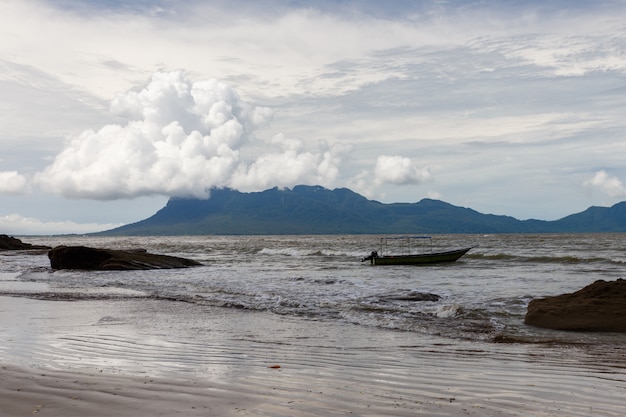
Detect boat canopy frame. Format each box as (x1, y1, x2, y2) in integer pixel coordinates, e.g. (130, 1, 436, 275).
(378, 236, 433, 257)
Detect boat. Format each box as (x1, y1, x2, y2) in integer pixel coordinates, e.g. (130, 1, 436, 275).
(361, 236, 472, 265)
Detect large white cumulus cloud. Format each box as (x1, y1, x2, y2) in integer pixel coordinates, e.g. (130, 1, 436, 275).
(29, 71, 429, 202)
(348, 155, 431, 199)
(35, 71, 343, 200)
(230, 134, 348, 191)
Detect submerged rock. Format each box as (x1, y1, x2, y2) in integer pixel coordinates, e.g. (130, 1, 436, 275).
(387, 291, 441, 302)
(0, 234, 50, 251)
(48, 245, 201, 270)
(524, 279, 626, 332)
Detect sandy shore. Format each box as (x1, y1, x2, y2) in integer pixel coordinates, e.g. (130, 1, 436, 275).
(1, 295, 625, 416)
(0, 365, 254, 417)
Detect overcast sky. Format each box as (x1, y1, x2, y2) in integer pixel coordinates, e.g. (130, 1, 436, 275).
(2, 0, 626, 235)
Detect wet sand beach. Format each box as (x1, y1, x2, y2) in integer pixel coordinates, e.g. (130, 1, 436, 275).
(2, 295, 625, 417)
(1, 365, 253, 417)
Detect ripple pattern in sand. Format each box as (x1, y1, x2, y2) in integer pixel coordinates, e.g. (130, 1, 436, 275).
(2, 297, 625, 416)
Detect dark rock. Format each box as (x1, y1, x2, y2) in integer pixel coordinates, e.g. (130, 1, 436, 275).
(392, 291, 441, 302)
(0, 234, 50, 251)
(524, 279, 626, 332)
(48, 245, 202, 270)
(380, 291, 441, 303)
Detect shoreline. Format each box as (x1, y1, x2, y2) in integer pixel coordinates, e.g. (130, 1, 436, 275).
(2, 295, 625, 416)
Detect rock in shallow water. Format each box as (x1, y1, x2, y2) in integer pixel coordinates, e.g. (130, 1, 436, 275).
(48, 245, 202, 270)
(524, 279, 626, 332)
(0, 234, 50, 251)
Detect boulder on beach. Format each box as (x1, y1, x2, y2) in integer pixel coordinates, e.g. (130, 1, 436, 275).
(0, 234, 50, 251)
(524, 279, 626, 332)
(48, 245, 202, 270)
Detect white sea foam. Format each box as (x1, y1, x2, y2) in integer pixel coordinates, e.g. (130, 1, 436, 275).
(258, 247, 316, 257)
(434, 303, 461, 318)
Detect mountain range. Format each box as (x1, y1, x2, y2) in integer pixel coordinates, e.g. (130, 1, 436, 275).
(97, 185, 626, 235)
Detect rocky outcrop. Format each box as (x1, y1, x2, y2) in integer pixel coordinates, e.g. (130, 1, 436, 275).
(0, 234, 50, 251)
(524, 279, 626, 332)
(48, 246, 202, 270)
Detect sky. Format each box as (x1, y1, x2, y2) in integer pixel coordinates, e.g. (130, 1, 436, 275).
(1, 0, 626, 235)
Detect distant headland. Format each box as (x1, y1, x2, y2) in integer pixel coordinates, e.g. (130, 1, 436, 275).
(94, 185, 626, 235)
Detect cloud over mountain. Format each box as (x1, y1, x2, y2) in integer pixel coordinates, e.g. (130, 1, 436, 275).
(29, 70, 422, 201)
(584, 171, 626, 198)
(374, 155, 431, 186)
(31, 71, 353, 200)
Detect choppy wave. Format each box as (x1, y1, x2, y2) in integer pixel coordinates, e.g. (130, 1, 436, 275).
(258, 247, 364, 258)
(3, 234, 626, 346)
(469, 252, 621, 265)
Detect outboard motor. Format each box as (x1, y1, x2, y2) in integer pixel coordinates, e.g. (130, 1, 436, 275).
(361, 251, 378, 263)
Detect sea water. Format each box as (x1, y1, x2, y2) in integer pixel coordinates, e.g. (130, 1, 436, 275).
(2, 234, 626, 416)
(3, 233, 626, 345)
